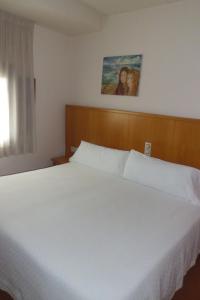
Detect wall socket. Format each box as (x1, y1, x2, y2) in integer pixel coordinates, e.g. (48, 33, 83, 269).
(144, 142, 152, 156)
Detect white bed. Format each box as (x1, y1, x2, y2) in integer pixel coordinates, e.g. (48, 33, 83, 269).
(0, 162, 200, 300)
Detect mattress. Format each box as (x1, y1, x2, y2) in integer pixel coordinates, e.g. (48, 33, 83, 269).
(0, 162, 200, 300)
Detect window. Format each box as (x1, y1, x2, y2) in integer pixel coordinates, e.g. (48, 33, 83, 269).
(0, 10, 35, 157)
(0, 77, 10, 147)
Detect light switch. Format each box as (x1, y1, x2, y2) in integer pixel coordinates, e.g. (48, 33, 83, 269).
(144, 142, 152, 156)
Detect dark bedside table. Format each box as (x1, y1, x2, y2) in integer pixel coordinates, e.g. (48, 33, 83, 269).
(51, 156, 69, 166)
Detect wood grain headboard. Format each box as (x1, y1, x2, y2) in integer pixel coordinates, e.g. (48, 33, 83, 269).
(65, 105, 200, 169)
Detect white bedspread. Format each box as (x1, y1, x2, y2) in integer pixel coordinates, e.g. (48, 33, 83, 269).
(0, 162, 200, 300)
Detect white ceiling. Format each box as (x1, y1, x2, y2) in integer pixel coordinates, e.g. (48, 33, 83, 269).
(0, 0, 182, 35)
(0, 0, 103, 35)
(81, 0, 181, 15)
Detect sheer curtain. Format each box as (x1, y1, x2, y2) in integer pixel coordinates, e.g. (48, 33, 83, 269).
(0, 10, 35, 157)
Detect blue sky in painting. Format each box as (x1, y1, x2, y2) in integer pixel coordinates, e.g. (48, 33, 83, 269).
(103, 55, 142, 67)
(102, 55, 143, 86)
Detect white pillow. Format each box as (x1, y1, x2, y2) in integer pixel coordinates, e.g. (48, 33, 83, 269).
(123, 150, 200, 206)
(69, 141, 128, 176)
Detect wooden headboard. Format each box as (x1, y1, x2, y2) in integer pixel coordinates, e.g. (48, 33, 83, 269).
(65, 105, 200, 169)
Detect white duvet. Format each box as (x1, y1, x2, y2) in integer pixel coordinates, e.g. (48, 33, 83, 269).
(0, 162, 200, 300)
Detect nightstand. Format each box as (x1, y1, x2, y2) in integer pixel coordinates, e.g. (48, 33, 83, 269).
(51, 156, 68, 166)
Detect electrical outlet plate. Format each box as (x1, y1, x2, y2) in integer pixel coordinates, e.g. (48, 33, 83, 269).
(144, 142, 152, 156)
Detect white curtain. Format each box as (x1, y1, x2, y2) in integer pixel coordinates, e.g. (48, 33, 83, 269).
(0, 10, 35, 157)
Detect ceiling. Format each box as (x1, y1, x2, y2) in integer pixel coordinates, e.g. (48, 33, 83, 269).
(81, 0, 181, 15)
(0, 0, 182, 35)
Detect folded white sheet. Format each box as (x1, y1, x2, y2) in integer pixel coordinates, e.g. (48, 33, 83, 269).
(0, 162, 200, 300)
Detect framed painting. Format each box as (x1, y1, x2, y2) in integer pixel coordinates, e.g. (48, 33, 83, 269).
(101, 55, 143, 96)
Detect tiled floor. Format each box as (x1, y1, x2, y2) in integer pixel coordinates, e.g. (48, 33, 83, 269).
(0, 257, 200, 300)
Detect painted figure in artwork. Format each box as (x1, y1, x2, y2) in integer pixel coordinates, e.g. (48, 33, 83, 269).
(115, 67, 129, 95)
(127, 69, 140, 96)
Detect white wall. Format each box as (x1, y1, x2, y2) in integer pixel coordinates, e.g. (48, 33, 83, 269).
(0, 25, 72, 176)
(71, 0, 200, 118)
(1, 0, 200, 175)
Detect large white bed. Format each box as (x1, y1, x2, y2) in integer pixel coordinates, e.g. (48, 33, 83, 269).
(0, 161, 200, 300)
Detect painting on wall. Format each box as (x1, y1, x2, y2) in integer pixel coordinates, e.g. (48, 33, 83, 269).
(101, 55, 143, 96)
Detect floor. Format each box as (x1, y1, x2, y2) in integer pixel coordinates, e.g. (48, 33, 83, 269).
(0, 257, 199, 300)
(172, 256, 200, 300)
(0, 291, 12, 300)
